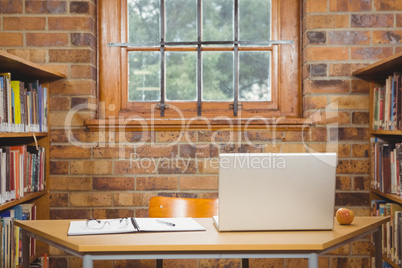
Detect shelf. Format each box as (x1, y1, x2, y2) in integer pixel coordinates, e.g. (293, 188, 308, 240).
(0, 50, 66, 81)
(371, 188, 402, 204)
(383, 255, 399, 268)
(0, 191, 48, 211)
(0, 132, 47, 138)
(353, 51, 402, 81)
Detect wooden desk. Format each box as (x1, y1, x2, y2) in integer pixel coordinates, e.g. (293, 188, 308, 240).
(16, 217, 389, 268)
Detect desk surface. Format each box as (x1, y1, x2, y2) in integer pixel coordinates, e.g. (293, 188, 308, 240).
(16, 217, 389, 253)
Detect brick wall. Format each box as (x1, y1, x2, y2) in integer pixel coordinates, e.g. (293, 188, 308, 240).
(1, 0, 402, 267)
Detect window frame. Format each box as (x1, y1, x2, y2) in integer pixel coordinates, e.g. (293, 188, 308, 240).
(96, 0, 301, 126)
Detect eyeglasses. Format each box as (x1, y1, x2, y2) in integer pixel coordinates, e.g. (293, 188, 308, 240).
(86, 218, 129, 230)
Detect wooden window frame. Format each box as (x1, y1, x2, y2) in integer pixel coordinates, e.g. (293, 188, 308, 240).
(92, 0, 302, 130)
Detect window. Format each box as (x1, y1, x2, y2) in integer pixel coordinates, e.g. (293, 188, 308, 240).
(96, 0, 301, 127)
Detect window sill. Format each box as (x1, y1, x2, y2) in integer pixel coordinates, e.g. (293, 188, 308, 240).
(85, 117, 312, 132)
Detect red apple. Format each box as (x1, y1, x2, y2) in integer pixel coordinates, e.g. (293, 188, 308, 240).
(336, 207, 355, 225)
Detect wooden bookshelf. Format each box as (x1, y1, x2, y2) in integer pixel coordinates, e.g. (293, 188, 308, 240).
(0, 50, 65, 267)
(354, 52, 402, 267)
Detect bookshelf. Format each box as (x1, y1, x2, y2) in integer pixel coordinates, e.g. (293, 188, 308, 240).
(0, 50, 65, 267)
(353, 51, 402, 268)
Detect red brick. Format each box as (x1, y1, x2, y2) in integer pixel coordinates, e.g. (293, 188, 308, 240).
(114, 160, 157, 175)
(330, 0, 371, 12)
(156, 131, 196, 143)
(0, 33, 23, 47)
(304, 79, 350, 94)
(70, 192, 113, 207)
(329, 95, 369, 110)
(49, 193, 68, 207)
(50, 145, 91, 159)
(336, 176, 352, 190)
(329, 63, 368, 77)
(374, 0, 402, 10)
(303, 96, 328, 110)
(93, 177, 134, 191)
(50, 177, 92, 191)
(71, 65, 95, 79)
(179, 144, 218, 158)
(336, 159, 370, 174)
(158, 160, 196, 174)
(48, 17, 94, 31)
(50, 161, 69, 175)
(351, 14, 393, 28)
(27, 33, 68, 47)
(351, 79, 370, 93)
(353, 176, 370, 191)
(328, 31, 370, 45)
(50, 209, 90, 220)
(373, 31, 402, 44)
(398, 14, 402, 27)
(352, 144, 370, 157)
(70, 1, 90, 14)
(304, 47, 349, 61)
(304, 15, 349, 30)
(199, 259, 241, 268)
(50, 80, 95, 95)
(0, 0, 23, 13)
(25, 1, 67, 14)
(93, 146, 130, 159)
(49, 49, 94, 64)
(243, 130, 281, 142)
(49, 96, 70, 111)
(93, 209, 134, 219)
(70, 160, 113, 175)
(136, 144, 178, 158)
(330, 257, 370, 267)
(71, 33, 96, 48)
(351, 47, 393, 61)
(305, 0, 327, 13)
(352, 112, 369, 125)
(136, 176, 178, 190)
(179, 176, 218, 190)
(3, 17, 46, 30)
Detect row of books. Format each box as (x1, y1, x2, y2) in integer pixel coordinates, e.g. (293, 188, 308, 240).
(372, 72, 402, 131)
(1, 203, 36, 268)
(0, 145, 45, 205)
(370, 138, 402, 195)
(0, 73, 48, 133)
(372, 200, 402, 266)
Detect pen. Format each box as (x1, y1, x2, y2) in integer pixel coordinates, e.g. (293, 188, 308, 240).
(156, 220, 175, 227)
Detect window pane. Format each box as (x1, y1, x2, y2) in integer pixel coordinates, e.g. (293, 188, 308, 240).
(239, 0, 271, 42)
(203, 0, 233, 42)
(127, 0, 160, 43)
(239, 51, 271, 101)
(166, 52, 197, 101)
(166, 0, 197, 42)
(128, 51, 161, 102)
(202, 51, 233, 101)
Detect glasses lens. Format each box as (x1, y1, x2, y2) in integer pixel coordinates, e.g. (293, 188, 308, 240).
(109, 218, 128, 229)
(86, 219, 103, 230)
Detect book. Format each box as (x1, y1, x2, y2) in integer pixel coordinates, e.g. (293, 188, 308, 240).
(67, 217, 206, 236)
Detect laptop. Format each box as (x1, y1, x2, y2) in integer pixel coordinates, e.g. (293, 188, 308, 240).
(213, 152, 337, 231)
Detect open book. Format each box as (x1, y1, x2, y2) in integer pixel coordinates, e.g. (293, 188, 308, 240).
(67, 217, 206, 236)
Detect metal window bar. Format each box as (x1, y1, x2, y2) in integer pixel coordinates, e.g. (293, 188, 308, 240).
(159, 0, 166, 117)
(233, 0, 239, 117)
(115, 1, 293, 117)
(108, 40, 293, 47)
(197, 0, 202, 116)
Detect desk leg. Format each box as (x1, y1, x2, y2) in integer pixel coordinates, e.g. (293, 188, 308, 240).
(83, 255, 93, 268)
(308, 253, 318, 268)
(21, 229, 30, 268)
(373, 226, 382, 268)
